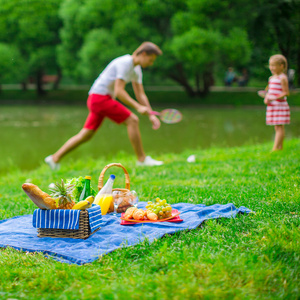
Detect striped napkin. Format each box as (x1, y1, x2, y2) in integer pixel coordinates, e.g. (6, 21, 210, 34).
(87, 205, 102, 232)
(32, 204, 102, 233)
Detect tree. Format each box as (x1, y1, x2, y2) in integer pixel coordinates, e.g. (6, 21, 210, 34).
(249, 0, 300, 85)
(0, 43, 26, 91)
(0, 0, 62, 94)
(58, 0, 252, 97)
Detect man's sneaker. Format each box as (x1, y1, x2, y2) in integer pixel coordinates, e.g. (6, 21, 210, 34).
(44, 155, 60, 171)
(136, 156, 163, 166)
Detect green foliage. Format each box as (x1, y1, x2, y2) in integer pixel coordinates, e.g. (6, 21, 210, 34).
(170, 27, 222, 72)
(248, 0, 300, 80)
(57, 0, 253, 95)
(66, 176, 97, 201)
(0, 0, 62, 91)
(78, 29, 126, 81)
(0, 0, 299, 94)
(0, 140, 299, 298)
(0, 43, 26, 83)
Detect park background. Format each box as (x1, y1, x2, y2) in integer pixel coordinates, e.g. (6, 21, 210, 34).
(0, 1, 299, 299)
(0, 0, 300, 173)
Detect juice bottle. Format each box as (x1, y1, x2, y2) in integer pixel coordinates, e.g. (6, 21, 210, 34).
(94, 194, 114, 215)
(94, 175, 115, 215)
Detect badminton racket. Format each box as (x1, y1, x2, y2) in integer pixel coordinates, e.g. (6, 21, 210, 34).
(150, 108, 182, 124)
(258, 90, 267, 98)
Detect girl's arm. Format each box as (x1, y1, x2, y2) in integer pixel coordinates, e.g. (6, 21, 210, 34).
(114, 79, 149, 115)
(266, 75, 289, 102)
(263, 82, 269, 104)
(132, 81, 161, 130)
(277, 75, 290, 99)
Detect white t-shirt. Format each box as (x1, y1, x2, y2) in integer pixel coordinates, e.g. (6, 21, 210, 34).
(89, 54, 143, 97)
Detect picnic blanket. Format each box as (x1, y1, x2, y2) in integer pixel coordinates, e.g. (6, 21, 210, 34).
(0, 202, 251, 265)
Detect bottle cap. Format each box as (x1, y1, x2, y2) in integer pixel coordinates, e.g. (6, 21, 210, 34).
(85, 176, 91, 180)
(110, 174, 116, 180)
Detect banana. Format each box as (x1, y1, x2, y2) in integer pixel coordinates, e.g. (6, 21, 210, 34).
(85, 196, 94, 208)
(72, 196, 94, 210)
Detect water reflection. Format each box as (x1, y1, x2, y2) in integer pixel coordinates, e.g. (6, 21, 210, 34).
(0, 106, 299, 173)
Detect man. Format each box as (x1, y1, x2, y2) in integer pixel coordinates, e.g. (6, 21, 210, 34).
(45, 42, 163, 170)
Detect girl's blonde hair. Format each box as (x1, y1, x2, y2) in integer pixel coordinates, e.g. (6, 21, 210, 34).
(133, 42, 162, 56)
(269, 54, 288, 73)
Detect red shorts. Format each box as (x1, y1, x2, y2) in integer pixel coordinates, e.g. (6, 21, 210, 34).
(83, 94, 131, 131)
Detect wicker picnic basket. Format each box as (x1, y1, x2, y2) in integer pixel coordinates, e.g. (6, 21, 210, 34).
(37, 210, 100, 239)
(98, 163, 134, 213)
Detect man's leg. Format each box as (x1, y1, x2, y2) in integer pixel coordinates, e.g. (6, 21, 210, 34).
(123, 114, 146, 162)
(52, 128, 95, 163)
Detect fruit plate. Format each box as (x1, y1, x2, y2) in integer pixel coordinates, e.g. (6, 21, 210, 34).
(120, 209, 183, 225)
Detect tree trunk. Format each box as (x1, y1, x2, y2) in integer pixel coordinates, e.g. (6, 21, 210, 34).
(36, 69, 46, 95)
(202, 70, 213, 96)
(168, 63, 196, 97)
(53, 68, 62, 90)
(297, 36, 300, 86)
(21, 81, 27, 91)
(195, 72, 200, 94)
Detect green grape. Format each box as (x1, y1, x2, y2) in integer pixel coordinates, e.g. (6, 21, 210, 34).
(162, 207, 166, 212)
(162, 199, 167, 205)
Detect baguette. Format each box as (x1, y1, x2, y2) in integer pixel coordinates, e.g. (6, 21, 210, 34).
(22, 183, 57, 210)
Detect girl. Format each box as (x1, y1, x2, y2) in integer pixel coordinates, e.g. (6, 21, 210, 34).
(260, 54, 290, 151)
(45, 42, 164, 170)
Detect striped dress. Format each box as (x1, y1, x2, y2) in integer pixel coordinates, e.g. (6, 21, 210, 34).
(266, 74, 290, 125)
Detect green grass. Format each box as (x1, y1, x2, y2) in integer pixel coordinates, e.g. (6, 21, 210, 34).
(0, 140, 299, 299)
(1, 89, 300, 106)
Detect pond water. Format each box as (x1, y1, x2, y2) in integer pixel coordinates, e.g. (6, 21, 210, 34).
(0, 105, 299, 173)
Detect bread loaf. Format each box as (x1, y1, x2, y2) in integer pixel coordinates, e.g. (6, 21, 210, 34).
(22, 183, 57, 210)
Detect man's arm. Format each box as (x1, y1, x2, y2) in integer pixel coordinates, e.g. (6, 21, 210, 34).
(114, 79, 149, 114)
(132, 81, 152, 109)
(132, 81, 161, 130)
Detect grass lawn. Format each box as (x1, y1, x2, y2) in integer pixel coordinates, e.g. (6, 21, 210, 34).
(0, 139, 299, 299)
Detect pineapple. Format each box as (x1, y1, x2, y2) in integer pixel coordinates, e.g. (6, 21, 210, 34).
(49, 179, 75, 209)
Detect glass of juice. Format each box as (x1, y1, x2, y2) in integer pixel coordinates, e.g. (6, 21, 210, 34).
(129, 190, 138, 208)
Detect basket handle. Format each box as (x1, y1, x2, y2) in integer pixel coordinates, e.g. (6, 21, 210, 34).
(98, 163, 130, 191)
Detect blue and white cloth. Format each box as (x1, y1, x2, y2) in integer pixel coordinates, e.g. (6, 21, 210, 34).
(32, 204, 102, 233)
(87, 205, 102, 232)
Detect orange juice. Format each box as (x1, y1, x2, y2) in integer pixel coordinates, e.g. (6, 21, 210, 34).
(94, 194, 113, 215)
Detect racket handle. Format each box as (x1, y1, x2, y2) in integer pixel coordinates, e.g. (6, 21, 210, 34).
(150, 111, 160, 116)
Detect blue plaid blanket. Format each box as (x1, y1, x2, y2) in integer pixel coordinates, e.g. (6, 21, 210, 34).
(0, 202, 251, 265)
(32, 204, 102, 233)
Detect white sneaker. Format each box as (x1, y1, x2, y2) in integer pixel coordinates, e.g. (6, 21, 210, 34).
(44, 155, 60, 171)
(136, 156, 163, 166)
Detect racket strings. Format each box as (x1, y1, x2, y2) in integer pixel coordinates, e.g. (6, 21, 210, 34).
(160, 109, 182, 124)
